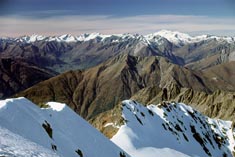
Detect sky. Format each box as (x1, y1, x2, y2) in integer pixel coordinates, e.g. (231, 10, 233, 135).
(0, 0, 235, 37)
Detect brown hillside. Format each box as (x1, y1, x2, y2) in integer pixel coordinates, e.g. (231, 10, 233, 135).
(0, 58, 56, 99)
(16, 55, 225, 120)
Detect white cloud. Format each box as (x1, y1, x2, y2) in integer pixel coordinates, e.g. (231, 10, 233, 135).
(0, 15, 235, 37)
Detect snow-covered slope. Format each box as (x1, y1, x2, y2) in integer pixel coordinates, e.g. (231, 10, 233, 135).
(111, 100, 235, 157)
(0, 126, 61, 157)
(0, 98, 234, 157)
(0, 97, 129, 157)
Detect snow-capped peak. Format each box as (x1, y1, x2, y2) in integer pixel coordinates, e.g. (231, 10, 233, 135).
(57, 34, 78, 42)
(16, 34, 47, 43)
(145, 30, 193, 46)
(29, 34, 46, 42)
(2, 31, 234, 45)
(145, 30, 235, 45)
(155, 30, 192, 39)
(77, 32, 106, 41)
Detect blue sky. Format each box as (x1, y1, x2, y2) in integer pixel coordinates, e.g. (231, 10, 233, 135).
(1, 0, 235, 36)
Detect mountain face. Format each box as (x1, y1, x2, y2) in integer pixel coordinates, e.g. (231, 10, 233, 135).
(1, 30, 234, 73)
(0, 97, 130, 157)
(16, 54, 235, 125)
(1, 33, 172, 73)
(1, 31, 235, 156)
(0, 58, 56, 99)
(1, 30, 234, 99)
(15, 55, 212, 119)
(110, 100, 235, 157)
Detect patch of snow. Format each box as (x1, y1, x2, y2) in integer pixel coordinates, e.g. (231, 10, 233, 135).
(212, 77, 218, 81)
(103, 122, 120, 129)
(46, 102, 66, 112)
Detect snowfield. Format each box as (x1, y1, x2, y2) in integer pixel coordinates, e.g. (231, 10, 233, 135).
(0, 97, 129, 157)
(0, 126, 61, 157)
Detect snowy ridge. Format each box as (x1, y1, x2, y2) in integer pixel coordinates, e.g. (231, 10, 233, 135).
(145, 30, 235, 46)
(9, 33, 141, 43)
(1, 30, 234, 45)
(111, 100, 235, 157)
(0, 97, 129, 157)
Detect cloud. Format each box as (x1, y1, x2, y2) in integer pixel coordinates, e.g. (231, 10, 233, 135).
(0, 15, 235, 37)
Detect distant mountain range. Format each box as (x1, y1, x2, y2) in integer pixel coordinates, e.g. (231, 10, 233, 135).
(3, 30, 235, 45)
(1, 30, 234, 73)
(1, 30, 235, 99)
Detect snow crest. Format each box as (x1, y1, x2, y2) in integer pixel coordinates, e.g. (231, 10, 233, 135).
(111, 100, 235, 157)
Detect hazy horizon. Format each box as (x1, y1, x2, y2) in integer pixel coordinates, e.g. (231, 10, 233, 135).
(1, 0, 235, 37)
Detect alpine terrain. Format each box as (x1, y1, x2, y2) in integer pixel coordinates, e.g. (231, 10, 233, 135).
(0, 97, 234, 157)
(0, 97, 130, 157)
(1, 30, 235, 98)
(0, 30, 235, 157)
(111, 100, 235, 157)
